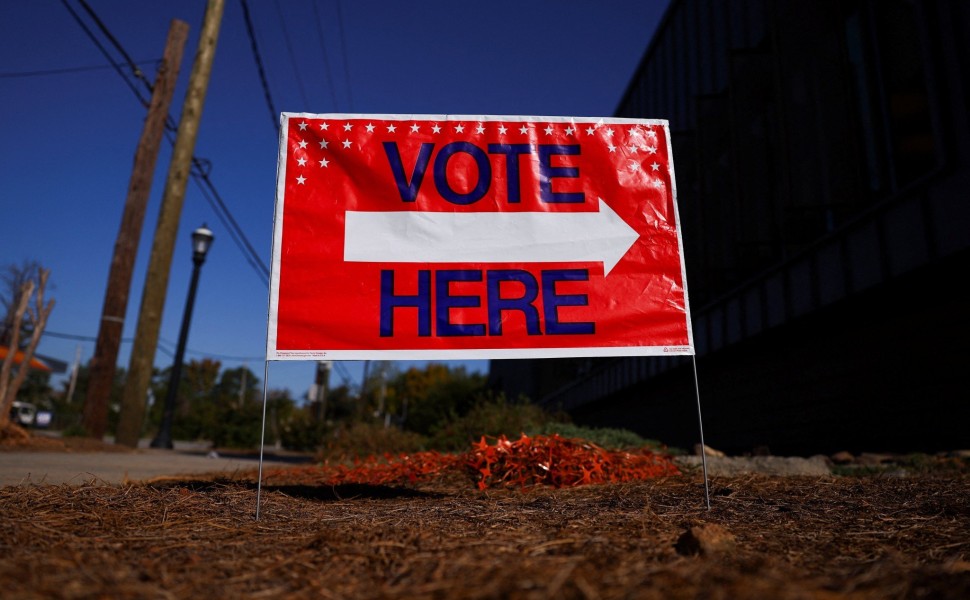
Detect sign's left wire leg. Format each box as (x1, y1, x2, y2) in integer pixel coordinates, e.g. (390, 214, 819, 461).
(255, 359, 270, 521)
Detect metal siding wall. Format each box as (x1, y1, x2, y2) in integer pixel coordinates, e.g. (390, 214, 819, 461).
(528, 0, 970, 417)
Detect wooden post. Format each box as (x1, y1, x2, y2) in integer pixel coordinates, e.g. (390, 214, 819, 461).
(82, 19, 189, 440)
(116, 0, 225, 447)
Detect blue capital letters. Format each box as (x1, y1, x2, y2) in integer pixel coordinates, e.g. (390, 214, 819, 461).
(383, 142, 434, 202)
(487, 144, 533, 203)
(487, 270, 541, 335)
(436, 269, 486, 336)
(541, 269, 594, 334)
(434, 142, 491, 205)
(380, 270, 431, 336)
(538, 144, 584, 203)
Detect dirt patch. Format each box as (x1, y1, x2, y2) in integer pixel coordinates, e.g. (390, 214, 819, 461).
(0, 426, 135, 453)
(2, 471, 968, 598)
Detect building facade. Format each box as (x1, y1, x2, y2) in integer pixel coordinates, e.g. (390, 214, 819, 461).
(489, 0, 970, 454)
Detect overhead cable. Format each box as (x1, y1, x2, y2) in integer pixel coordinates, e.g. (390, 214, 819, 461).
(335, 0, 354, 110)
(333, 361, 356, 390)
(46, 330, 132, 343)
(273, 0, 311, 109)
(159, 336, 264, 362)
(59, 0, 150, 107)
(45, 330, 264, 362)
(239, 0, 280, 135)
(309, 0, 341, 111)
(0, 60, 158, 79)
(61, 0, 271, 287)
(77, 0, 153, 88)
(189, 162, 271, 283)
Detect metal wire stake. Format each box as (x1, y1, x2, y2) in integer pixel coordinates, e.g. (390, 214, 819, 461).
(691, 355, 711, 509)
(255, 359, 270, 521)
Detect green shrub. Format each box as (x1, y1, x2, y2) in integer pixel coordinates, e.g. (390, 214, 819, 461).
(528, 422, 667, 451)
(318, 421, 428, 461)
(209, 403, 264, 449)
(394, 366, 486, 436)
(60, 423, 89, 438)
(279, 411, 329, 452)
(427, 394, 561, 451)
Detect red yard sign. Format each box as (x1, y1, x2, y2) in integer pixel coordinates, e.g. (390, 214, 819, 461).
(268, 114, 693, 360)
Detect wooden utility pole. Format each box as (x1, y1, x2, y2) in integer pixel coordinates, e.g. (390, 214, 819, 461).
(82, 19, 189, 440)
(116, 0, 225, 447)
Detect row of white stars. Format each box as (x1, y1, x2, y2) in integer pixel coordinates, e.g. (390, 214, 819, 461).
(295, 135, 661, 157)
(296, 120, 660, 140)
(291, 121, 664, 185)
(293, 161, 665, 186)
(292, 149, 663, 172)
(295, 172, 664, 188)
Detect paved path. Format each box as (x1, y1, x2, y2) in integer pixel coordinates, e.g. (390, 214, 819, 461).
(676, 455, 832, 476)
(0, 448, 308, 486)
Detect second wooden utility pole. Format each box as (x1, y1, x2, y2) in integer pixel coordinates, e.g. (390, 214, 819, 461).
(116, 0, 225, 447)
(82, 19, 189, 440)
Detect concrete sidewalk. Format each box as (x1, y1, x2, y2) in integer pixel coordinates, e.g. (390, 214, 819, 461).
(0, 446, 309, 486)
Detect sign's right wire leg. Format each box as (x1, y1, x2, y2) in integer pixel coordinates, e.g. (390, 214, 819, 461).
(691, 355, 711, 509)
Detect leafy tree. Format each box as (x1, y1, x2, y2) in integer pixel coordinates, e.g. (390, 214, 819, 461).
(140, 358, 299, 449)
(278, 384, 359, 451)
(18, 370, 52, 407)
(209, 390, 295, 449)
(214, 365, 259, 407)
(389, 364, 486, 436)
(318, 383, 355, 422)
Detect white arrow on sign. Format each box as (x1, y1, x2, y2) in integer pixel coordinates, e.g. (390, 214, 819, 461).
(344, 197, 639, 275)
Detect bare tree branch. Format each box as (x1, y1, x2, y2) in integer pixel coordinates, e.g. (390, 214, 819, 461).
(1, 267, 55, 429)
(1, 261, 40, 347)
(3, 271, 54, 414)
(0, 280, 35, 427)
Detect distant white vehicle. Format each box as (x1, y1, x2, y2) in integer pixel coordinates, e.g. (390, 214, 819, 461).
(9, 401, 37, 427)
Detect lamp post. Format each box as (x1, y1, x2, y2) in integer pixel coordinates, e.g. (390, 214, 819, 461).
(150, 224, 214, 449)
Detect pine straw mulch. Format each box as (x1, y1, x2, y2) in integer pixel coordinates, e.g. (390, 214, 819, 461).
(1, 470, 968, 599)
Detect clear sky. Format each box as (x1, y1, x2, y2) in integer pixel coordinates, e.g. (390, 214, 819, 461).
(0, 0, 668, 400)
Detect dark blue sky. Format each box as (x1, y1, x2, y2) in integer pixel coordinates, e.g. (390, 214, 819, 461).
(0, 0, 668, 397)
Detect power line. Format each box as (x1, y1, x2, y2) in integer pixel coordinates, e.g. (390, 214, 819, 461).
(273, 0, 311, 109)
(72, 0, 270, 282)
(62, 0, 271, 287)
(0, 60, 158, 79)
(158, 336, 264, 362)
(45, 330, 263, 362)
(77, 0, 150, 83)
(310, 0, 341, 111)
(189, 155, 270, 281)
(155, 339, 175, 358)
(59, 0, 151, 107)
(46, 330, 133, 343)
(335, 0, 354, 110)
(333, 361, 356, 389)
(239, 0, 279, 135)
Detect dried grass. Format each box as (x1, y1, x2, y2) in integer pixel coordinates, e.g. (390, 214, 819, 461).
(2, 472, 968, 599)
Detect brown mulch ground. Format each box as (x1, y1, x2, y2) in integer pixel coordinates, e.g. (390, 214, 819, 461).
(2, 468, 968, 599)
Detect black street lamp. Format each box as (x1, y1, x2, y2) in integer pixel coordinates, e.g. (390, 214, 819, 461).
(151, 224, 214, 449)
